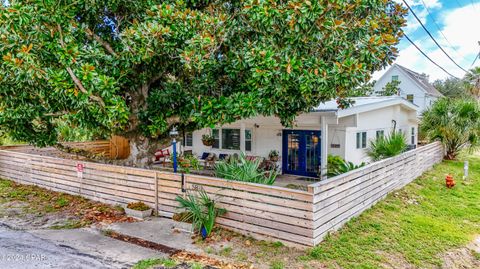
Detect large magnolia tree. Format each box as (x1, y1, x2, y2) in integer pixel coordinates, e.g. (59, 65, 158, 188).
(0, 0, 406, 165)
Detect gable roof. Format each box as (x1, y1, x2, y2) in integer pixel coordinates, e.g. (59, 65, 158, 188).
(313, 96, 418, 118)
(394, 64, 444, 97)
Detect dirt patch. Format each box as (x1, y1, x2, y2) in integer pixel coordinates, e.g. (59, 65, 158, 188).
(0, 178, 136, 230)
(104, 230, 181, 255)
(191, 228, 326, 269)
(104, 229, 250, 269)
(441, 236, 480, 269)
(377, 251, 416, 269)
(154, 263, 218, 269)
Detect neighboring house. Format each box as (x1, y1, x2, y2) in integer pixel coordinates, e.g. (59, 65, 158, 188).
(181, 96, 418, 178)
(373, 64, 443, 115)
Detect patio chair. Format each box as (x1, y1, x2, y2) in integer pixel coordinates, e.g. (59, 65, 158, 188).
(218, 153, 229, 161)
(153, 148, 170, 166)
(200, 152, 210, 160)
(204, 153, 217, 169)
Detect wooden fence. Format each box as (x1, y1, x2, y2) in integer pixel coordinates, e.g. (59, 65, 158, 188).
(307, 141, 444, 245)
(0, 149, 313, 246)
(0, 142, 443, 247)
(63, 136, 130, 159)
(62, 141, 112, 157)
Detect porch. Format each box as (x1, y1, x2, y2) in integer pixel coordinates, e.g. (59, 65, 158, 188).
(178, 113, 343, 179)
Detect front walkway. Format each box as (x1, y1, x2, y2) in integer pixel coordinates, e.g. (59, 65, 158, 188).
(104, 218, 201, 253)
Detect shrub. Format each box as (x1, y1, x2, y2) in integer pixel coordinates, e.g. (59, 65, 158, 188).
(178, 154, 200, 173)
(421, 98, 480, 160)
(127, 201, 150, 211)
(367, 131, 407, 161)
(175, 189, 226, 238)
(215, 154, 277, 185)
(327, 155, 365, 177)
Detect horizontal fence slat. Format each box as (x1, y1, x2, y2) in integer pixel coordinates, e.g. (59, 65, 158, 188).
(310, 142, 444, 243)
(0, 141, 444, 247)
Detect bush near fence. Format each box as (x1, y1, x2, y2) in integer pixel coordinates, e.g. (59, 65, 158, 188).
(0, 142, 443, 247)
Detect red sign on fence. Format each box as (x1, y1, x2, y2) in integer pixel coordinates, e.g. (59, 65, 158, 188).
(76, 163, 84, 172)
(76, 163, 84, 179)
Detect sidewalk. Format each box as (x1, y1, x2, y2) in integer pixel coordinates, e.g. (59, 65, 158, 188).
(102, 217, 201, 254)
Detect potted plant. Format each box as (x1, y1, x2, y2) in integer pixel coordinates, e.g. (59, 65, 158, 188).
(268, 150, 280, 162)
(175, 189, 226, 239)
(201, 134, 215, 146)
(125, 201, 152, 219)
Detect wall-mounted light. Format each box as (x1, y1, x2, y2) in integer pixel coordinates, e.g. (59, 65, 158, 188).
(254, 124, 260, 128)
(276, 132, 282, 137)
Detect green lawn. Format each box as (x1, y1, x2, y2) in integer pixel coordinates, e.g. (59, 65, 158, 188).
(305, 151, 480, 268)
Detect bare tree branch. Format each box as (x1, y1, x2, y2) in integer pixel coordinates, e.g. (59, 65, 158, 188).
(85, 28, 118, 57)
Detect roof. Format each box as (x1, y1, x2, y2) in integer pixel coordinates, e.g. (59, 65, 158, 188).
(394, 64, 444, 97)
(313, 96, 418, 118)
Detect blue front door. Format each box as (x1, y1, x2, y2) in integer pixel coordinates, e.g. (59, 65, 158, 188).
(282, 130, 321, 177)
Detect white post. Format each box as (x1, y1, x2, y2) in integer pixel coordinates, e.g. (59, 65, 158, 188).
(240, 122, 246, 152)
(321, 116, 328, 180)
(464, 161, 469, 179)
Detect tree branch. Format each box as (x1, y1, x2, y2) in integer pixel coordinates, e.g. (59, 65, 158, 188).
(85, 28, 118, 57)
(57, 24, 105, 107)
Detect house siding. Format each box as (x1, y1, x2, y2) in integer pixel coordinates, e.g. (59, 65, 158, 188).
(343, 105, 418, 165)
(184, 103, 418, 171)
(373, 65, 436, 115)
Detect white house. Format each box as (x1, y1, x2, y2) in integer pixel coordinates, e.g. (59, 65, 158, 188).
(181, 96, 418, 178)
(373, 64, 443, 115)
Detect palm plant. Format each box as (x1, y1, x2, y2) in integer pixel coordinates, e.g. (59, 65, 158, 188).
(214, 154, 277, 185)
(175, 189, 226, 238)
(421, 98, 480, 160)
(327, 155, 365, 177)
(367, 131, 408, 161)
(463, 67, 480, 98)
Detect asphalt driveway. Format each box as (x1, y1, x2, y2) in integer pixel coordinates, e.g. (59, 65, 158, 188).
(0, 224, 162, 269)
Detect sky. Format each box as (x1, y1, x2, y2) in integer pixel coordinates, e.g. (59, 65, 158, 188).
(372, 0, 480, 82)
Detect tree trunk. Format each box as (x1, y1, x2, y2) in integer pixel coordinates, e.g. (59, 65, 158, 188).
(119, 77, 178, 167)
(121, 82, 157, 167)
(445, 147, 457, 160)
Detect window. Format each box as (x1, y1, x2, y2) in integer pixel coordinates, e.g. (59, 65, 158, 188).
(391, 75, 399, 81)
(184, 132, 193, 147)
(212, 129, 220, 149)
(376, 130, 384, 139)
(406, 94, 414, 103)
(221, 128, 240, 150)
(411, 127, 415, 145)
(245, 129, 252, 151)
(356, 132, 367, 149)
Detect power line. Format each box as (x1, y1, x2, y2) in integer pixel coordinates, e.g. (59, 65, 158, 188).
(404, 33, 460, 79)
(419, 0, 463, 58)
(472, 42, 480, 67)
(471, 53, 479, 68)
(402, 0, 469, 73)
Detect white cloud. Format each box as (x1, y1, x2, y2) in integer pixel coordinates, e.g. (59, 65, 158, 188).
(373, 3, 480, 82)
(397, 0, 442, 34)
(417, 0, 442, 9)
